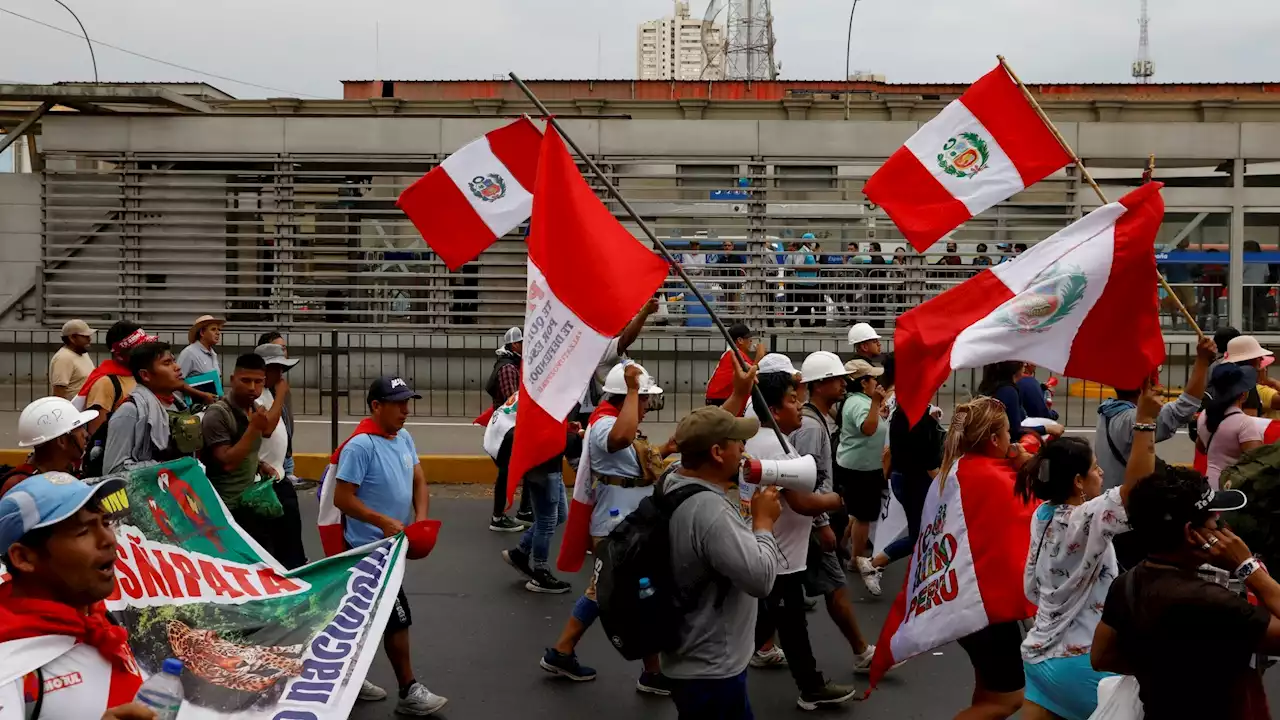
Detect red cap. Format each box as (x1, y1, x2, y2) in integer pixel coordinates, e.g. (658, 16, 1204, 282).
(404, 519, 441, 560)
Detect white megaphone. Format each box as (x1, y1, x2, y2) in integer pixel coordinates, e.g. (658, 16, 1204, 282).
(740, 455, 819, 493)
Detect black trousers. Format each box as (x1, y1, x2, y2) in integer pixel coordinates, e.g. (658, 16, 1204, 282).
(754, 572, 824, 693)
(492, 428, 536, 518)
(231, 480, 307, 571)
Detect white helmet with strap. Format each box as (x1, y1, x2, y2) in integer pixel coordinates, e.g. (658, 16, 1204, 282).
(602, 361, 663, 396)
(18, 396, 99, 448)
(799, 351, 852, 384)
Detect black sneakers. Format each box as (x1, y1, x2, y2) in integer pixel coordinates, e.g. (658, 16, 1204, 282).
(489, 515, 523, 533)
(502, 548, 534, 580)
(515, 509, 535, 527)
(797, 680, 858, 711)
(540, 649, 597, 681)
(526, 568, 571, 594)
(636, 671, 673, 697)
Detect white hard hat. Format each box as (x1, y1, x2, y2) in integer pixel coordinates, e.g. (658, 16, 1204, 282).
(18, 396, 98, 448)
(602, 361, 663, 396)
(847, 323, 881, 346)
(800, 351, 851, 384)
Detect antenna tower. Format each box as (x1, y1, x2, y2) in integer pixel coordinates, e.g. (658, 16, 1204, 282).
(705, 0, 776, 81)
(1131, 0, 1154, 83)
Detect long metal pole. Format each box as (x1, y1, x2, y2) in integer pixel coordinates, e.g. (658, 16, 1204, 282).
(843, 0, 859, 121)
(996, 55, 1203, 340)
(51, 0, 98, 83)
(508, 72, 791, 450)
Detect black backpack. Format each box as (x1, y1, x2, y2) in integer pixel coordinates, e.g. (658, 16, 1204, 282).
(82, 375, 124, 478)
(593, 482, 719, 661)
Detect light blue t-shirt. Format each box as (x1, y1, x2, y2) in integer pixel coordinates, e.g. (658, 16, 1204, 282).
(335, 430, 420, 548)
(836, 392, 887, 471)
(587, 415, 650, 537)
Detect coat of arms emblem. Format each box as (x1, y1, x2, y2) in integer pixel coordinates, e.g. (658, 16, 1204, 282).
(992, 263, 1088, 333)
(468, 173, 508, 202)
(937, 132, 991, 179)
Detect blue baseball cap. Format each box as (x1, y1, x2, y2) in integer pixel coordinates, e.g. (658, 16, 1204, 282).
(367, 376, 422, 405)
(0, 473, 126, 553)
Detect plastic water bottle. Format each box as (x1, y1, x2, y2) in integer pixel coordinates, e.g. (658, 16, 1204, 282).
(605, 507, 623, 534)
(638, 577, 656, 600)
(135, 658, 184, 719)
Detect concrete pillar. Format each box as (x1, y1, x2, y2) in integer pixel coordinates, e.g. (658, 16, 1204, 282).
(884, 99, 915, 122)
(1229, 158, 1245, 329)
(369, 98, 402, 115)
(574, 99, 605, 116)
(267, 98, 301, 115)
(1199, 101, 1232, 123)
(782, 97, 812, 121)
(678, 99, 708, 120)
(472, 99, 503, 115)
(1093, 102, 1124, 122)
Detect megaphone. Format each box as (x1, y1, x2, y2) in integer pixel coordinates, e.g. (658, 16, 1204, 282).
(741, 455, 819, 493)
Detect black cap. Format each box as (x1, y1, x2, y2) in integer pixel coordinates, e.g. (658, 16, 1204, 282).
(1129, 461, 1248, 542)
(729, 323, 754, 342)
(1214, 326, 1241, 356)
(367, 376, 422, 405)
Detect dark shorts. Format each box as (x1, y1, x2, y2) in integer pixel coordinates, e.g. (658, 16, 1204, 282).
(386, 587, 413, 633)
(835, 464, 886, 523)
(957, 621, 1025, 694)
(802, 534, 846, 597)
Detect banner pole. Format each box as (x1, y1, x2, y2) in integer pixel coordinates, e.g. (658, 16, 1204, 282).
(508, 72, 790, 448)
(996, 56, 1203, 339)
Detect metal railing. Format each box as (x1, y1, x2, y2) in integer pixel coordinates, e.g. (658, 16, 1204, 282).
(0, 330, 1262, 439)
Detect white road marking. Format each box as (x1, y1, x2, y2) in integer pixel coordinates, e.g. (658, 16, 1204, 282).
(294, 419, 478, 428)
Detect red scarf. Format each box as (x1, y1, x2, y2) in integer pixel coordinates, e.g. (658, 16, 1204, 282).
(0, 584, 142, 701)
(587, 401, 619, 427)
(329, 417, 398, 463)
(76, 359, 133, 401)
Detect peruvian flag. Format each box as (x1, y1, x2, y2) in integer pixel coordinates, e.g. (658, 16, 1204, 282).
(868, 453, 1039, 688)
(895, 183, 1168, 425)
(397, 117, 542, 270)
(864, 64, 1072, 252)
(504, 127, 669, 510)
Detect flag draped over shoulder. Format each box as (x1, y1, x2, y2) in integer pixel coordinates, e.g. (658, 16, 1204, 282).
(864, 64, 1072, 252)
(316, 419, 395, 557)
(504, 128, 669, 509)
(397, 117, 543, 270)
(895, 183, 1167, 425)
(868, 454, 1039, 688)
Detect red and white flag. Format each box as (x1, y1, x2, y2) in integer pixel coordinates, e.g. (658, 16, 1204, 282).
(504, 127, 669, 508)
(397, 117, 542, 270)
(895, 183, 1168, 425)
(864, 64, 1073, 252)
(868, 453, 1038, 688)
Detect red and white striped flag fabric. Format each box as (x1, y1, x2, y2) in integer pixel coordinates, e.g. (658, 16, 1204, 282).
(504, 127, 669, 509)
(397, 117, 542, 270)
(895, 183, 1168, 425)
(868, 453, 1038, 688)
(864, 64, 1073, 252)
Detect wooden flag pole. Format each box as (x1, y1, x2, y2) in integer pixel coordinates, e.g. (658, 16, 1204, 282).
(508, 72, 791, 449)
(996, 56, 1204, 339)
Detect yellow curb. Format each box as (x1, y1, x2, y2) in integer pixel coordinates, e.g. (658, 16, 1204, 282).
(1065, 381, 1185, 400)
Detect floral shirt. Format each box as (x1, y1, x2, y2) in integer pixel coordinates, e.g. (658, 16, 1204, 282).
(1021, 487, 1128, 662)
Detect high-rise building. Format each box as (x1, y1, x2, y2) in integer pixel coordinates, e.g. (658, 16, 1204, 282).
(637, 1, 724, 81)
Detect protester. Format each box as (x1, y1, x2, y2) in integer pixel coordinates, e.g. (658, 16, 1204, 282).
(787, 236, 819, 327)
(545, 361, 674, 694)
(1224, 335, 1280, 418)
(0, 472, 152, 720)
(978, 361, 1029, 433)
(1016, 384, 1161, 720)
(77, 321, 150, 439)
(50, 319, 95, 400)
(834, 359, 889, 595)
(846, 322, 883, 365)
(936, 241, 963, 266)
(575, 299, 658, 424)
(706, 323, 764, 408)
(1092, 421, 1276, 720)
(1197, 363, 1265, 490)
(973, 244, 993, 267)
(331, 376, 446, 715)
(659, 405, 787, 718)
(487, 326, 534, 531)
(102, 342, 202, 475)
(256, 331, 304, 486)
(1016, 363, 1057, 421)
(2, 397, 97, 496)
(794, 351, 877, 673)
(743, 369, 856, 709)
(178, 315, 225, 382)
(500, 421, 576, 594)
(248, 344, 308, 569)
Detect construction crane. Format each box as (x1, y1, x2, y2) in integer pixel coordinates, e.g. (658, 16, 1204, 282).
(1131, 0, 1154, 83)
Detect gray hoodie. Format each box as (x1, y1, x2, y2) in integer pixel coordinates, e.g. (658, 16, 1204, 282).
(1095, 392, 1199, 489)
(659, 472, 781, 680)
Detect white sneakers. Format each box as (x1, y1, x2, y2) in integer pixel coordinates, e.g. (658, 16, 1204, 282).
(853, 644, 877, 675)
(358, 679, 448, 716)
(855, 557, 883, 597)
(750, 645, 788, 668)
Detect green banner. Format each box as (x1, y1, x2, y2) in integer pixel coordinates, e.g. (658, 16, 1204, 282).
(104, 458, 406, 720)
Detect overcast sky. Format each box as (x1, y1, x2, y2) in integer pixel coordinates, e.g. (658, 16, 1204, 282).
(0, 0, 1275, 99)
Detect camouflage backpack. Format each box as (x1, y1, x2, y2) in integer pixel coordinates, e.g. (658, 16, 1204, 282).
(1220, 442, 1280, 565)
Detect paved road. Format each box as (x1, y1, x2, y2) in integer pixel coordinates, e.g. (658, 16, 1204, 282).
(297, 488, 1276, 720)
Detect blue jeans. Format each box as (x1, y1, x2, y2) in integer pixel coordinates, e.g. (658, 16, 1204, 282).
(283, 455, 295, 478)
(883, 471, 926, 563)
(670, 671, 754, 720)
(517, 472, 567, 570)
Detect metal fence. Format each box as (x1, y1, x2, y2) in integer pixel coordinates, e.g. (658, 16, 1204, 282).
(0, 329, 1247, 440)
